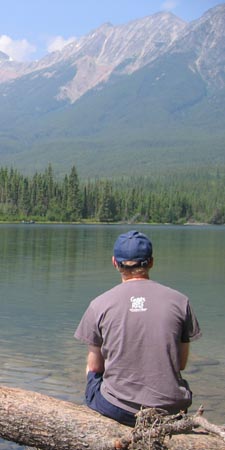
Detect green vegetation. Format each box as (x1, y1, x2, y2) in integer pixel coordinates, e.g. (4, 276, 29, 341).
(0, 164, 224, 224)
(0, 54, 224, 179)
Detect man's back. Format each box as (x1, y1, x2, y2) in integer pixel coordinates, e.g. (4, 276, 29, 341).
(75, 278, 200, 414)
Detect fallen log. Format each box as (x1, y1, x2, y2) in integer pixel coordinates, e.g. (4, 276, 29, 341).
(0, 386, 131, 450)
(0, 386, 224, 450)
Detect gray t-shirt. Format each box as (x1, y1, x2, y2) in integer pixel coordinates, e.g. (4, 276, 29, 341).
(75, 279, 201, 413)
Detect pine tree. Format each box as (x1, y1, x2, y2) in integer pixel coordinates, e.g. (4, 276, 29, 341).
(98, 181, 117, 222)
(67, 165, 81, 221)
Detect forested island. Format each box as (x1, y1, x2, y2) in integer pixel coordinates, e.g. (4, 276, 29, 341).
(0, 164, 224, 224)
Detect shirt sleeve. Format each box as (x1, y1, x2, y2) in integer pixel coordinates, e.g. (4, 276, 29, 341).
(74, 304, 103, 347)
(181, 301, 202, 342)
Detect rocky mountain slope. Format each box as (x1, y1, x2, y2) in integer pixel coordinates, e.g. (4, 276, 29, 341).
(0, 4, 224, 177)
(0, 11, 186, 101)
(168, 4, 225, 89)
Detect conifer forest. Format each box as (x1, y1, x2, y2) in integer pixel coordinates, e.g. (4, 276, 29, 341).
(0, 164, 224, 224)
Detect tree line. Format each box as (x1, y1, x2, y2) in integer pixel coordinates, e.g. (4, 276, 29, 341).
(0, 164, 224, 224)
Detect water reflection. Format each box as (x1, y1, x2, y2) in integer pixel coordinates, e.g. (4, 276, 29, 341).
(0, 224, 224, 450)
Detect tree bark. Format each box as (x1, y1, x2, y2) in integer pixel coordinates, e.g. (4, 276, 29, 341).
(0, 386, 224, 450)
(0, 386, 131, 450)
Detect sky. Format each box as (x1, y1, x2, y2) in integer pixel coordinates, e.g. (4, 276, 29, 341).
(0, 0, 223, 61)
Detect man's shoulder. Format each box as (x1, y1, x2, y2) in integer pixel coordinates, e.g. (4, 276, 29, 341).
(152, 280, 187, 295)
(90, 283, 123, 305)
(150, 280, 189, 302)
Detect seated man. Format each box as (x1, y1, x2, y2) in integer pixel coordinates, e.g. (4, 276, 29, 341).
(74, 230, 201, 427)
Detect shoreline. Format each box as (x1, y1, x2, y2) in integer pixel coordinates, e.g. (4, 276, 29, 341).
(0, 220, 221, 226)
(0, 220, 222, 226)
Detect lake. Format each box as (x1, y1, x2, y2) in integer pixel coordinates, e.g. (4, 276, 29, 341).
(0, 224, 224, 449)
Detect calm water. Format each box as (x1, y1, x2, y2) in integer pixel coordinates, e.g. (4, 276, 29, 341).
(0, 224, 224, 448)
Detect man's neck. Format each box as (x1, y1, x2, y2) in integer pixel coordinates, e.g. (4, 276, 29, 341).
(122, 274, 150, 283)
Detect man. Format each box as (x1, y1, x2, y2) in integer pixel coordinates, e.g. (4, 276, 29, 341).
(75, 230, 201, 427)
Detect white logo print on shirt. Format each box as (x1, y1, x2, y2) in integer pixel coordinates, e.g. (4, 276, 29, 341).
(129, 296, 147, 312)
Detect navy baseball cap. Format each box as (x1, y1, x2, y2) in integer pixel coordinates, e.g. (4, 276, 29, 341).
(113, 230, 153, 265)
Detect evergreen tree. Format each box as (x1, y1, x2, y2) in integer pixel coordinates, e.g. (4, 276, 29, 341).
(98, 181, 117, 222)
(67, 165, 81, 221)
(82, 186, 88, 219)
(19, 177, 31, 216)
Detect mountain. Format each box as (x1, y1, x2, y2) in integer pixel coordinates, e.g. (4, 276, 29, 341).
(0, 4, 224, 178)
(0, 12, 186, 101)
(168, 4, 225, 89)
(0, 50, 9, 62)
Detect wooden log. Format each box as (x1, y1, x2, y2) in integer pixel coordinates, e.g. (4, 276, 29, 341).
(0, 386, 131, 450)
(0, 386, 224, 450)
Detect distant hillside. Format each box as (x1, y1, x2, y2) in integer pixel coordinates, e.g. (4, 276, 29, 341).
(0, 4, 224, 178)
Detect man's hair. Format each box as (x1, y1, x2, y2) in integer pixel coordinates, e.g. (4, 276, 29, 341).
(117, 259, 151, 279)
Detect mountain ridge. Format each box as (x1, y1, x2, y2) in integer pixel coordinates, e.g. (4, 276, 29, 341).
(0, 11, 187, 104)
(0, 4, 224, 178)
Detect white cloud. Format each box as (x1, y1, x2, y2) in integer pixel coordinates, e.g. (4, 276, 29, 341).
(160, 1, 179, 12)
(47, 36, 76, 53)
(0, 35, 36, 61)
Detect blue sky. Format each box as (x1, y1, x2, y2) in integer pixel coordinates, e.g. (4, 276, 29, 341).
(0, 0, 223, 61)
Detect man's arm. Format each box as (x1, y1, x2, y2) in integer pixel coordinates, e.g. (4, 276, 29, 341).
(86, 345, 105, 374)
(179, 342, 189, 370)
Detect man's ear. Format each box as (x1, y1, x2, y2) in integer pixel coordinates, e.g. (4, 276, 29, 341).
(149, 257, 154, 269)
(112, 256, 118, 268)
